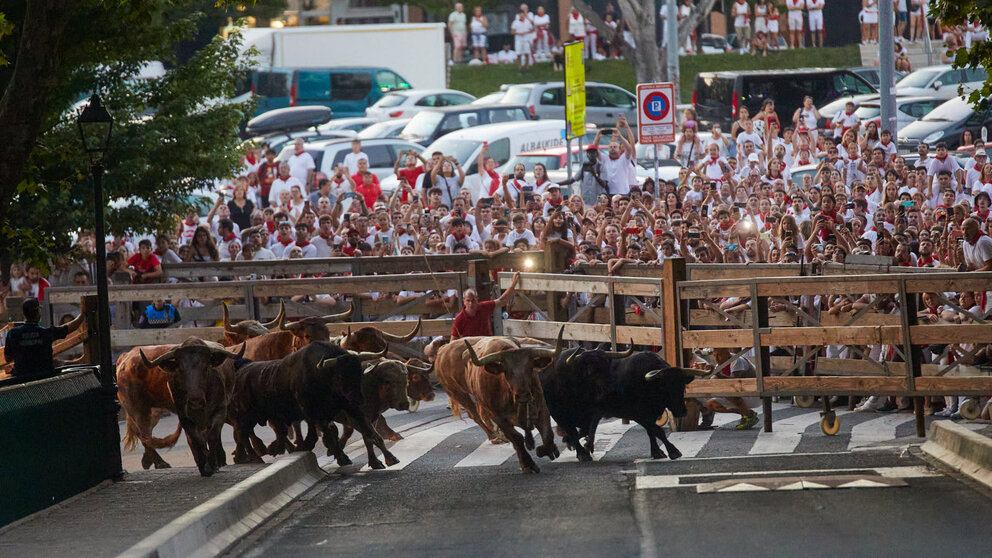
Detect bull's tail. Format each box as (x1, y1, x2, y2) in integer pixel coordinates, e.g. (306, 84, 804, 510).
(124, 413, 184, 451)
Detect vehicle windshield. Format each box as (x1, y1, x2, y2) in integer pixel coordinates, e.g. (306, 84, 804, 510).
(371, 94, 407, 108)
(472, 92, 504, 105)
(401, 111, 445, 138)
(500, 85, 532, 105)
(424, 138, 481, 166)
(854, 105, 881, 120)
(506, 155, 563, 171)
(896, 69, 941, 89)
(920, 98, 973, 122)
(357, 121, 401, 139)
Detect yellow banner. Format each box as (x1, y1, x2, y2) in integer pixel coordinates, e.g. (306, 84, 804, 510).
(564, 41, 585, 140)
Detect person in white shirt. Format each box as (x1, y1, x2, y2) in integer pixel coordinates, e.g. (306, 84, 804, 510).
(503, 213, 537, 247)
(342, 140, 369, 175)
(510, 11, 535, 67)
(291, 223, 318, 258)
(735, 119, 764, 153)
(806, 0, 825, 46)
(786, 0, 805, 48)
(268, 162, 304, 208)
(596, 117, 636, 196)
(792, 96, 821, 145)
(732, 0, 751, 53)
(448, 3, 468, 63)
(311, 215, 336, 257)
(286, 138, 316, 191)
(496, 44, 518, 64)
(697, 143, 730, 182)
(567, 7, 586, 44)
(832, 101, 860, 138)
(532, 6, 551, 61)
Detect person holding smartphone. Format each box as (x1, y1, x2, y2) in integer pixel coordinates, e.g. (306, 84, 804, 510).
(594, 116, 636, 196)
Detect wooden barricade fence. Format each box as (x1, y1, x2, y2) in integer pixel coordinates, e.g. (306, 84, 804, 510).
(498, 262, 992, 438)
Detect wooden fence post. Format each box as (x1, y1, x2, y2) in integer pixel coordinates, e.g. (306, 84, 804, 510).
(750, 283, 773, 433)
(544, 242, 570, 323)
(467, 259, 491, 301)
(898, 279, 926, 437)
(81, 295, 99, 365)
(661, 258, 686, 367)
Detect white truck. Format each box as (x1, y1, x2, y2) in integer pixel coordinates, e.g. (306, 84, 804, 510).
(242, 23, 447, 90)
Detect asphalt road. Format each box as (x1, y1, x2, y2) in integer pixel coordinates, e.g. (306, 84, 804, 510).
(150, 392, 992, 558)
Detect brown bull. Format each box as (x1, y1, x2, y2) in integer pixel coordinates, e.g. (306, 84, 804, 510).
(221, 301, 285, 346)
(435, 330, 563, 474)
(139, 339, 245, 477)
(336, 318, 422, 353)
(118, 303, 352, 469)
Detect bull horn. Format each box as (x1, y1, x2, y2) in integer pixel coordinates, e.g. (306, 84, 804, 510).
(354, 346, 388, 362)
(65, 312, 86, 333)
(406, 361, 434, 374)
(381, 317, 421, 343)
(279, 315, 306, 332)
(464, 340, 504, 367)
(212, 342, 247, 361)
(645, 369, 664, 380)
(602, 341, 635, 359)
(684, 366, 713, 377)
(261, 301, 286, 330)
(140, 347, 177, 368)
(525, 326, 565, 359)
(222, 303, 247, 334)
(323, 303, 353, 323)
(508, 337, 522, 348)
(317, 356, 339, 370)
(565, 347, 584, 366)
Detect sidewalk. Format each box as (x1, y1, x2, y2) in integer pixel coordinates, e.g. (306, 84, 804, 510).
(0, 464, 265, 558)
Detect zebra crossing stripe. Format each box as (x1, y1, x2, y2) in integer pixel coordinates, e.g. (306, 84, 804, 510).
(848, 413, 917, 449)
(750, 410, 853, 455)
(363, 417, 475, 471)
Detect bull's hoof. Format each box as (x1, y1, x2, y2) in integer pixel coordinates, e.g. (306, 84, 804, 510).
(336, 454, 352, 466)
(235, 454, 264, 465)
(521, 462, 540, 474)
(555, 426, 565, 437)
(536, 443, 560, 460)
(489, 433, 509, 444)
(388, 433, 403, 442)
(198, 465, 216, 477)
(141, 454, 154, 470)
(667, 447, 682, 460)
(384, 452, 400, 467)
(154, 461, 172, 470)
(266, 442, 284, 455)
(576, 450, 593, 462)
(368, 458, 386, 470)
(583, 441, 594, 453)
(651, 449, 667, 460)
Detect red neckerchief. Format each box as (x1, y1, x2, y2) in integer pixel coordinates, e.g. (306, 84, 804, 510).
(936, 155, 948, 162)
(279, 237, 294, 247)
(547, 197, 562, 207)
(294, 149, 304, 156)
(245, 154, 256, 165)
(609, 152, 622, 161)
(967, 230, 987, 246)
(266, 221, 276, 233)
(184, 219, 196, 227)
(719, 219, 735, 231)
(223, 233, 237, 242)
(486, 170, 500, 196)
(319, 232, 333, 240)
(918, 254, 936, 267)
(572, 11, 579, 19)
(452, 231, 466, 241)
(975, 208, 990, 221)
(296, 240, 310, 248)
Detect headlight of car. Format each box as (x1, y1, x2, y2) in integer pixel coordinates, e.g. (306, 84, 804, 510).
(923, 130, 944, 143)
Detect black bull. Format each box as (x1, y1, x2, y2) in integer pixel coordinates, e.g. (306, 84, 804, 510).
(228, 342, 400, 470)
(541, 347, 700, 462)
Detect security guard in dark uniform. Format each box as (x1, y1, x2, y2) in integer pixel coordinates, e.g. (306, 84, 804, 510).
(3, 298, 70, 380)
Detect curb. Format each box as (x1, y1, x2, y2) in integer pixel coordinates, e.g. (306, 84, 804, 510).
(920, 421, 992, 490)
(118, 452, 326, 558)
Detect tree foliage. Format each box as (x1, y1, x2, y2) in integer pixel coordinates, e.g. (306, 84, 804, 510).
(932, 0, 992, 110)
(0, 1, 253, 276)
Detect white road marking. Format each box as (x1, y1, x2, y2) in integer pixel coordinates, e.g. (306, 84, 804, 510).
(556, 419, 637, 463)
(666, 411, 743, 458)
(750, 410, 852, 455)
(636, 465, 939, 490)
(362, 417, 475, 471)
(848, 413, 917, 449)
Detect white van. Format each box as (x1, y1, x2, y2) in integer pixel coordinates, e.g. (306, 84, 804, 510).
(381, 120, 595, 201)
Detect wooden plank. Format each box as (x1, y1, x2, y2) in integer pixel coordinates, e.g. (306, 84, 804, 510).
(682, 325, 905, 348)
(914, 377, 992, 395)
(661, 258, 683, 366)
(688, 309, 900, 327)
(501, 320, 663, 346)
(253, 274, 463, 297)
(685, 378, 759, 397)
(48, 284, 247, 303)
(763, 376, 907, 395)
(498, 272, 664, 297)
(910, 324, 992, 345)
(813, 357, 987, 378)
(905, 273, 992, 294)
(688, 264, 802, 280)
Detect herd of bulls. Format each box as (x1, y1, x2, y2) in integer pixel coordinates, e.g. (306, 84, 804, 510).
(117, 304, 704, 477)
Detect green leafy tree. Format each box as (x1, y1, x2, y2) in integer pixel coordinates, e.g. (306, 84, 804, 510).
(0, 1, 253, 283)
(931, 0, 992, 109)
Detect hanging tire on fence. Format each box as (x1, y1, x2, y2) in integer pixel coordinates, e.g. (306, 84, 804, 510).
(820, 410, 840, 435)
(794, 395, 815, 408)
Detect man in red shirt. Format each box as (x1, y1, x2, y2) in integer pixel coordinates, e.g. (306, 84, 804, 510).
(126, 239, 163, 284)
(451, 272, 520, 339)
(256, 148, 279, 208)
(355, 171, 382, 210)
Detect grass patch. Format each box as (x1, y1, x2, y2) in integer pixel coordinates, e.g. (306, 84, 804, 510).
(451, 44, 862, 102)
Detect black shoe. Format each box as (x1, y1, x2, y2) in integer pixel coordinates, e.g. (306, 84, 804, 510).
(877, 400, 898, 413)
(699, 407, 715, 429)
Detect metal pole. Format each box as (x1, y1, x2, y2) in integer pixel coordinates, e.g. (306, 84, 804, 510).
(92, 162, 124, 479)
(666, 0, 680, 105)
(879, 0, 897, 139)
(654, 146, 659, 185)
(566, 137, 573, 182)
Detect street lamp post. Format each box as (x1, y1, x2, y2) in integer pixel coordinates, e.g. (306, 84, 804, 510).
(77, 94, 124, 479)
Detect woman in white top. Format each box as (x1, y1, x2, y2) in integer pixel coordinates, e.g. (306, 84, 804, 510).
(675, 122, 703, 167)
(792, 95, 821, 146)
(754, 0, 769, 33)
(862, 0, 879, 44)
(470, 7, 488, 61)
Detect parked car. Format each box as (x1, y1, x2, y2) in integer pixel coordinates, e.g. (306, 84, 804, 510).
(698, 33, 732, 54)
(694, 68, 876, 130)
(317, 116, 378, 135)
(382, 120, 574, 198)
(898, 97, 992, 151)
(245, 106, 353, 150)
(397, 104, 531, 146)
(498, 81, 637, 126)
(895, 64, 987, 99)
(248, 67, 412, 117)
(471, 91, 506, 105)
(365, 89, 475, 120)
(356, 118, 412, 139)
(854, 95, 942, 131)
(277, 137, 424, 182)
(847, 67, 907, 90)
(817, 93, 880, 126)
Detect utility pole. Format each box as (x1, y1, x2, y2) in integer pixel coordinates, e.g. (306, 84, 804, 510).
(879, 0, 897, 139)
(666, 0, 680, 104)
